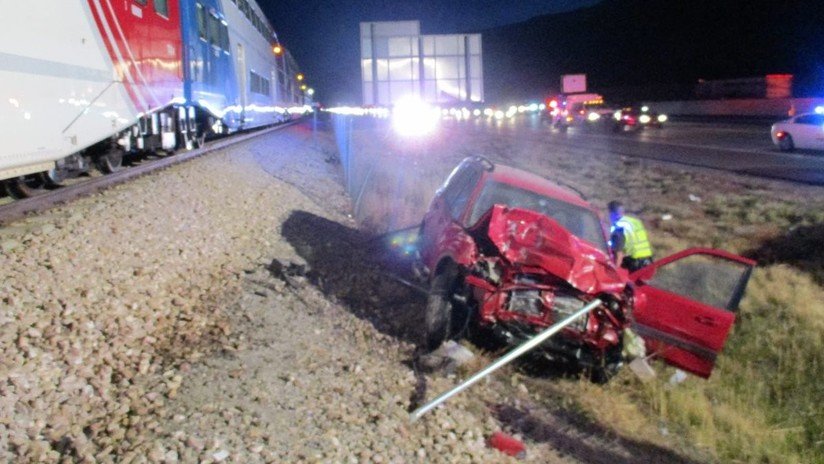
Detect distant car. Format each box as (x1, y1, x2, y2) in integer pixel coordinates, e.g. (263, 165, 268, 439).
(771, 113, 824, 151)
(415, 156, 755, 380)
(612, 106, 668, 131)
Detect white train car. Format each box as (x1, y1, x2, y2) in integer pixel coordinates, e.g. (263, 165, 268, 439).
(0, 0, 307, 198)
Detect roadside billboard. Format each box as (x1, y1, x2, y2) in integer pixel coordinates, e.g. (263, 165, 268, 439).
(562, 74, 587, 94)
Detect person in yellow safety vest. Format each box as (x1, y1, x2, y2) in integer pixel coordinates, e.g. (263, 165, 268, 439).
(608, 200, 654, 271)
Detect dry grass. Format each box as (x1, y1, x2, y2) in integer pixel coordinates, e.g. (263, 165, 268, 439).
(332, 115, 824, 463)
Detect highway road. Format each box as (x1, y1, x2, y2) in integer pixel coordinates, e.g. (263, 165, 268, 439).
(493, 116, 824, 184)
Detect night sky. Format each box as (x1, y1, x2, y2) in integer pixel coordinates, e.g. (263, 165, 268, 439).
(259, 0, 601, 104)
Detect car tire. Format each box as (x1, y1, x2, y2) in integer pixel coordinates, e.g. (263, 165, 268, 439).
(778, 134, 794, 152)
(589, 343, 623, 384)
(423, 264, 462, 353)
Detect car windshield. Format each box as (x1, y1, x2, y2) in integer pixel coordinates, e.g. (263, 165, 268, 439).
(468, 181, 608, 253)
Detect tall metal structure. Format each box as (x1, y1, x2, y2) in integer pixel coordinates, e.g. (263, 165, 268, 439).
(360, 21, 483, 106)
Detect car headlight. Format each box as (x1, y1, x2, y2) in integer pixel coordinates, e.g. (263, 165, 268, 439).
(613, 111, 622, 120)
(639, 114, 651, 124)
(587, 112, 601, 122)
(657, 114, 668, 123)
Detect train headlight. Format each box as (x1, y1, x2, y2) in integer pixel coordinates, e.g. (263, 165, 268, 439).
(392, 97, 439, 137)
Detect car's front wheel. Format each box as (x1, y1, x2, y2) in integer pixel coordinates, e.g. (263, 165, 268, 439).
(778, 133, 794, 152)
(423, 264, 465, 352)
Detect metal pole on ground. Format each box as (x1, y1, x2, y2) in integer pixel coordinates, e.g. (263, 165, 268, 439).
(409, 298, 603, 422)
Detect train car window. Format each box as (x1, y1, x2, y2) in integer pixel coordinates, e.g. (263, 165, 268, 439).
(154, 0, 168, 17)
(220, 22, 230, 51)
(196, 4, 206, 41)
(207, 13, 220, 47)
(239, 0, 250, 19)
(249, 71, 271, 96)
(134, 0, 147, 5)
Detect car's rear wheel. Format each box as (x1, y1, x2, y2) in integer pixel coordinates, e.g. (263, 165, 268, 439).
(423, 264, 464, 353)
(778, 133, 794, 152)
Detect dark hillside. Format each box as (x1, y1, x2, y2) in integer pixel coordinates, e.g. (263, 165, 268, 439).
(482, 0, 824, 102)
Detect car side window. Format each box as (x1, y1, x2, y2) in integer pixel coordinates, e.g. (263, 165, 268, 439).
(450, 168, 482, 221)
(795, 115, 824, 126)
(440, 164, 481, 221)
(647, 254, 752, 311)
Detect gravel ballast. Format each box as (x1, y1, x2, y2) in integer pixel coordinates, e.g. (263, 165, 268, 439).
(1, 120, 696, 463)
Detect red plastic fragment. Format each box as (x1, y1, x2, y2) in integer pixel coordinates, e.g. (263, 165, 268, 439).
(488, 431, 526, 458)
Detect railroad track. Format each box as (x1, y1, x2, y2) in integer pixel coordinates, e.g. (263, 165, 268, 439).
(0, 120, 300, 226)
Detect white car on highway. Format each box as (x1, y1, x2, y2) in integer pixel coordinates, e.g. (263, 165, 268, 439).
(771, 112, 824, 151)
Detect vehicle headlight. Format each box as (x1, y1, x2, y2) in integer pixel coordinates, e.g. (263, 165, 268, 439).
(639, 114, 651, 124)
(551, 293, 589, 332)
(613, 110, 622, 120)
(657, 114, 668, 123)
(587, 112, 601, 122)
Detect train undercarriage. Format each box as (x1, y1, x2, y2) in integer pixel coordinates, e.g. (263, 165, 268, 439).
(1, 105, 212, 199)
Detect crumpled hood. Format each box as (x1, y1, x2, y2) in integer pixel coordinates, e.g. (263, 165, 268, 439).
(480, 205, 626, 295)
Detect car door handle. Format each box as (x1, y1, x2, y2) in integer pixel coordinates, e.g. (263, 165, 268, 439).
(694, 315, 717, 327)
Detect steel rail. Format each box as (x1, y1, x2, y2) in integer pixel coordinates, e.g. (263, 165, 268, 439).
(0, 120, 301, 225)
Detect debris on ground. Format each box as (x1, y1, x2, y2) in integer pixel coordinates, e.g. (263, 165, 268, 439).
(488, 431, 527, 459)
(417, 340, 477, 373)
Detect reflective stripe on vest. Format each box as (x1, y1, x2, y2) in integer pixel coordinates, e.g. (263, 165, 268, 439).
(616, 216, 653, 259)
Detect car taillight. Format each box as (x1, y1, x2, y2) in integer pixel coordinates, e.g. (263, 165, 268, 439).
(775, 131, 787, 139)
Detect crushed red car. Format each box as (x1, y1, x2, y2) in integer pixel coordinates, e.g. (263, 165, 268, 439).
(414, 156, 754, 380)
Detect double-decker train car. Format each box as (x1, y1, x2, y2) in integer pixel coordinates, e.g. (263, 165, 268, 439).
(0, 0, 306, 198)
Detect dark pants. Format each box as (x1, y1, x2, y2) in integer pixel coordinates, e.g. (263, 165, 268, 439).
(622, 256, 654, 272)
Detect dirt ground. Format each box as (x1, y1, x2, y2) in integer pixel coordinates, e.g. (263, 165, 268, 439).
(135, 118, 710, 464)
(3, 116, 775, 463)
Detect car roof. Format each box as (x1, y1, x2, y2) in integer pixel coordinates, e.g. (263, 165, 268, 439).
(483, 162, 595, 211)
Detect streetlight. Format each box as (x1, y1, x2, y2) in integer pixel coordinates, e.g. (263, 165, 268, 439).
(300, 84, 307, 91)
(296, 73, 304, 82)
(306, 88, 315, 96)
(272, 44, 283, 55)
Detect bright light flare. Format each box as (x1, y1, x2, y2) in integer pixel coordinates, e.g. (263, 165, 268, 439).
(641, 105, 649, 112)
(657, 114, 668, 123)
(392, 98, 439, 136)
(639, 114, 652, 124)
(816, 106, 824, 114)
(587, 112, 601, 122)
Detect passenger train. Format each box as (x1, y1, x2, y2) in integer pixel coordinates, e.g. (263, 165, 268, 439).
(0, 0, 307, 198)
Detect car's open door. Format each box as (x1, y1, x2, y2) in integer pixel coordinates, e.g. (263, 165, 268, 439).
(630, 248, 755, 378)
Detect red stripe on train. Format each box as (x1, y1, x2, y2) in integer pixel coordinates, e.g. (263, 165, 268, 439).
(86, 0, 146, 113)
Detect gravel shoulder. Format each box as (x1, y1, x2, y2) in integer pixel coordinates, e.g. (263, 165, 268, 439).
(1, 120, 706, 463)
